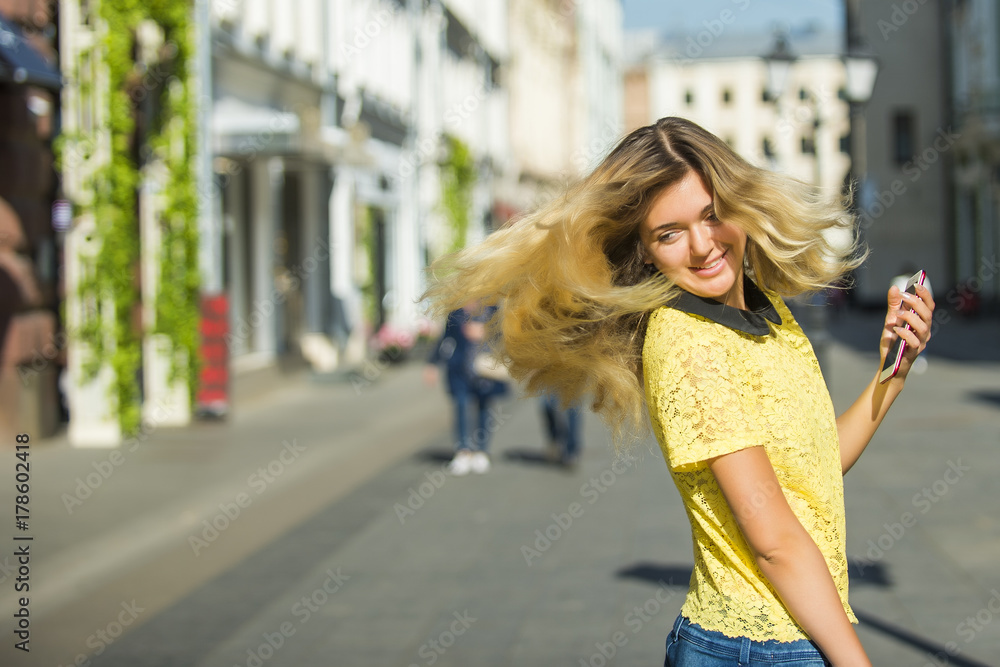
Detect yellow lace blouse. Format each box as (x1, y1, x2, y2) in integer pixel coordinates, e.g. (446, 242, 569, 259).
(642, 286, 857, 642)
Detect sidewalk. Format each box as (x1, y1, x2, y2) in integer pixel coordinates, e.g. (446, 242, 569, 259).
(0, 357, 454, 666)
(1, 311, 998, 666)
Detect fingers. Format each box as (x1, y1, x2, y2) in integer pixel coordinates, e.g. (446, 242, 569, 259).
(884, 285, 904, 330)
(893, 304, 928, 335)
(893, 284, 936, 356)
(892, 322, 922, 355)
(914, 282, 935, 309)
(886, 285, 903, 311)
(900, 284, 934, 321)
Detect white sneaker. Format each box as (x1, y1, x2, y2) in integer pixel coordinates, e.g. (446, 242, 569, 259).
(448, 451, 474, 476)
(469, 451, 491, 474)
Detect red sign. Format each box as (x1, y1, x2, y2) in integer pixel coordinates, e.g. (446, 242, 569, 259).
(196, 294, 229, 417)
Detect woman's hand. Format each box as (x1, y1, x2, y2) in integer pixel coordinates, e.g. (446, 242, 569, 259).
(462, 320, 486, 343)
(880, 283, 935, 382)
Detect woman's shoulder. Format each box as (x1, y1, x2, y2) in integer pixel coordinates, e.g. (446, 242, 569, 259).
(644, 304, 731, 356)
(647, 303, 732, 335)
(762, 290, 793, 320)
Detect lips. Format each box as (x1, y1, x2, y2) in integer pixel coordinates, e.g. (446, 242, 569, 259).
(692, 250, 727, 272)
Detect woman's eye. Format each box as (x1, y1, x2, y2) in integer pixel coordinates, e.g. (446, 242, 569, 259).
(658, 231, 678, 242)
(707, 212, 720, 223)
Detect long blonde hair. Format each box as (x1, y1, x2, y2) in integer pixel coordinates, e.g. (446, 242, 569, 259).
(424, 117, 864, 449)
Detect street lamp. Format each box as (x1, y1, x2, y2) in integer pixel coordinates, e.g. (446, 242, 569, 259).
(762, 33, 822, 187)
(764, 37, 879, 102)
(842, 49, 879, 180)
(844, 53, 879, 105)
(762, 32, 879, 201)
(763, 31, 879, 162)
(761, 33, 878, 385)
(763, 32, 795, 101)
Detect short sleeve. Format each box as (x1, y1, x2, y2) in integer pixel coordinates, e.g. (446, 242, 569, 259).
(644, 312, 762, 469)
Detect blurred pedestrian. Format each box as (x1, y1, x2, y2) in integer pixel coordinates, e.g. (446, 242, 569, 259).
(424, 302, 509, 476)
(424, 117, 935, 666)
(540, 393, 581, 468)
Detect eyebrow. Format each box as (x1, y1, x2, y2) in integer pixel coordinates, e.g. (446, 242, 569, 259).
(648, 202, 715, 235)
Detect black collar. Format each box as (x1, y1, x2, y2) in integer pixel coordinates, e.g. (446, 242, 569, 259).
(667, 274, 782, 336)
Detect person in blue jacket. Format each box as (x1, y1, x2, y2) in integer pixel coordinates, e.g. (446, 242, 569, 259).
(424, 302, 509, 475)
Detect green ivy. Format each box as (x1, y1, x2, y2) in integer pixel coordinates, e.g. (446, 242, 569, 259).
(357, 205, 377, 327)
(439, 135, 477, 253)
(66, 0, 201, 437)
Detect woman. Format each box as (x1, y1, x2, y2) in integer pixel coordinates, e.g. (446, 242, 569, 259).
(423, 117, 933, 665)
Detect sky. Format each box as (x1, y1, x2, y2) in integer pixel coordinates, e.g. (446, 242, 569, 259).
(622, 0, 844, 35)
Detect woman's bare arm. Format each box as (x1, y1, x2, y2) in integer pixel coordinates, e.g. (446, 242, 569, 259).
(710, 446, 871, 666)
(837, 283, 934, 474)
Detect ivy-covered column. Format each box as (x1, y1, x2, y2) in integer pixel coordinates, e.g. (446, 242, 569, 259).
(61, 0, 201, 445)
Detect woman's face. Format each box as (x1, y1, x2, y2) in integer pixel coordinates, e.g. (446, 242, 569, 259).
(639, 171, 748, 309)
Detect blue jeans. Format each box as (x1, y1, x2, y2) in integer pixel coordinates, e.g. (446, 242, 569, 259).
(453, 385, 496, 453)
(541, 393, 580, 459)
(664, 615, 831, 666)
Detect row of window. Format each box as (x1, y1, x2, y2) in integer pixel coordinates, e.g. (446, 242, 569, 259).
(733, 113, 916, 165)
(684, 87, 849, 106)
(680, 91, 917, 166)
(719, 135, 850, 157)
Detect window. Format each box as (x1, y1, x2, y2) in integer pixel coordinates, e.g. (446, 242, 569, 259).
(801, 136, 816, 154)
(762, 137, 775, 158)
(722, 88, 732, 105)
(761, 87, 770, 103)
(840, 134, 851, 154)
(893, 111, 916, 165)
(685, 90, 694, 106)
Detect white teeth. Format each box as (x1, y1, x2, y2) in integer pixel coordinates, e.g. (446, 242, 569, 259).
(695, 256, 723, 270)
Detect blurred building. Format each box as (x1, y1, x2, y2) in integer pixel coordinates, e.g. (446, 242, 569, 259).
(504, 0, 622, 215)
(54, 0, 625, 444)
(845, 0, 951, 304)
(948, 0, 1000, 308)
(209, 0, 339, 373)
(624, 27, 852, 199)
(0, 1, 62, 440)
(209, 0, 510, 375)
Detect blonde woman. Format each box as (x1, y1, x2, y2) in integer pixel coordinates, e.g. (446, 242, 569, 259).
(424, 117, 934, 666)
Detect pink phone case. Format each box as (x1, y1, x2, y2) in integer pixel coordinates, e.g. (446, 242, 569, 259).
(879, 270, 926, 384)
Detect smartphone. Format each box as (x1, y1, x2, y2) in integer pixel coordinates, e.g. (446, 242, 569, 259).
(879, 269, 926, 384)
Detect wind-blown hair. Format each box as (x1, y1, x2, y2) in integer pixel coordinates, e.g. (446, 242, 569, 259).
(423, 117, 864, 450)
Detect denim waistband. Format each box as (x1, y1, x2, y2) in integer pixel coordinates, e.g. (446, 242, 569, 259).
(671, 615, 829, 664)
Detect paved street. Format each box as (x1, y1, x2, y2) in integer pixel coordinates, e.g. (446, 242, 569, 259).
(0, 310, 998, 667)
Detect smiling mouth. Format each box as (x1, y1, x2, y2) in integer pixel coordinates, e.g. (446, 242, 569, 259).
(693, 251, 726, 271)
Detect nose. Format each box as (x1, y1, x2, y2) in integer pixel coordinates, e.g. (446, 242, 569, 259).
(688, 221, 715, 257)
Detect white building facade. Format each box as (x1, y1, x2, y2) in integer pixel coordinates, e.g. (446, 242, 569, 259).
(630, 30, 852, 200)
(504, 0, 623, 216)
(210, 0, 510, 374)
(59, 0, 511, 444)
